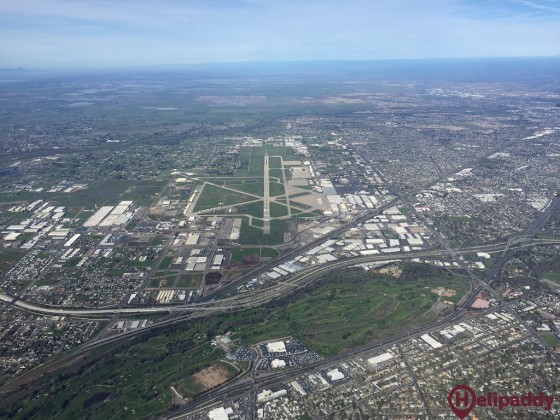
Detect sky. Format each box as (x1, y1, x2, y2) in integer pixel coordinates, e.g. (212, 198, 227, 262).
(1, 0, 560, 69)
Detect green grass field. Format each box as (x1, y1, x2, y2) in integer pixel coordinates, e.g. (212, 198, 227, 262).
(193, 183, 255, 211)
(269, 168, 284, 179)
(269, 202, 289, 218)
(177, 273, 203, 288)
(158, 256, 174, 270)
(230, 247, 279, 262)
(544, 271, 560, 283)
(540, 332, 560, 348)
(269, 181, 285, 196)
(226, 181, 264, 196)
(398, 206, 410, 216)
(232, 201, 264, 218)
(238, 218, 287, 244)
(268, 156, 282, 168)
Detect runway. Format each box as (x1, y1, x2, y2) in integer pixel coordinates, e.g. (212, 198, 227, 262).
(263, 152, 270, 234)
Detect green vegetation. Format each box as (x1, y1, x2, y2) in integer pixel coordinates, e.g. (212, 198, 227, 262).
(269, 202, 289, 218)
(250, 217, 264, 228)
(544, 271, 560, 283)
(158, 256, 174, 270)
(11, 327, 223, 420)
(232, 201, 263, 218)
(0, 248, 26, 274)
(4, 263, 468, 419)
(0, 180, 166, 206)
(226, 181, 264, 196)
(398, 206, 410, 216)
(150, 236, 167, 246)
(540, 332, 560, 348)
(239, 218, 287, 245)
(284, 168, 292, 180)
(236, 146, 298, 177)
(234, 263, 469, 355)
(194, 183, 255, 211)
(269, 168, 284, 179)
(230, 247, 279, 262)
(35, 277, 62, 286)
(269, 181, 285, 196)
(268, 156, 282, 168)
(177, 273, 203, 288)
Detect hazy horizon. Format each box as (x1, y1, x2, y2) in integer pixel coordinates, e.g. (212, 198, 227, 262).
(2, 56, 560, 75)
(1, 0, 560, 69)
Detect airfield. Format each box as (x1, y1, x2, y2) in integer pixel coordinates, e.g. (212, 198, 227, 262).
(184, 146, 328, 240)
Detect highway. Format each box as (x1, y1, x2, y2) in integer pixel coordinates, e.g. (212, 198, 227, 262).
(2, 239, 559, 318)
(3, 236, 558, 403)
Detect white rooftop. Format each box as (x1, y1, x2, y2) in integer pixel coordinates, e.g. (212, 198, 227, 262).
(266, 341, 286, 353)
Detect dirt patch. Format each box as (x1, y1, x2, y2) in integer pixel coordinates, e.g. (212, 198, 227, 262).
(193, 364, 231, 390)
(149, 206, 166, 215)
(379, 265, 402, 277)
(431, 287, 456, 297)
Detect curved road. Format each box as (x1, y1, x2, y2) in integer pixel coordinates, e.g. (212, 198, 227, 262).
(2, 239, 559, 317)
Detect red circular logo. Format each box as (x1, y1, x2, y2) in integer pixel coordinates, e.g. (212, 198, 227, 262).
(448, 385, 476, 419)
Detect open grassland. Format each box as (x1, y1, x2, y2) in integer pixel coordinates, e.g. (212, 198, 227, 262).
(226, 181, 264, 196)
(232, 201, 264, 218)
(238, 218, 287, 244)
(193, 183, 255, 211)
(230, 247, 279, 262)
(268, 156, 282, 168)
(269, 202, 289, 218)
(269, 181, 285, 196)
(177, 273, 204, 288)
(200, 178, 264, 196)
